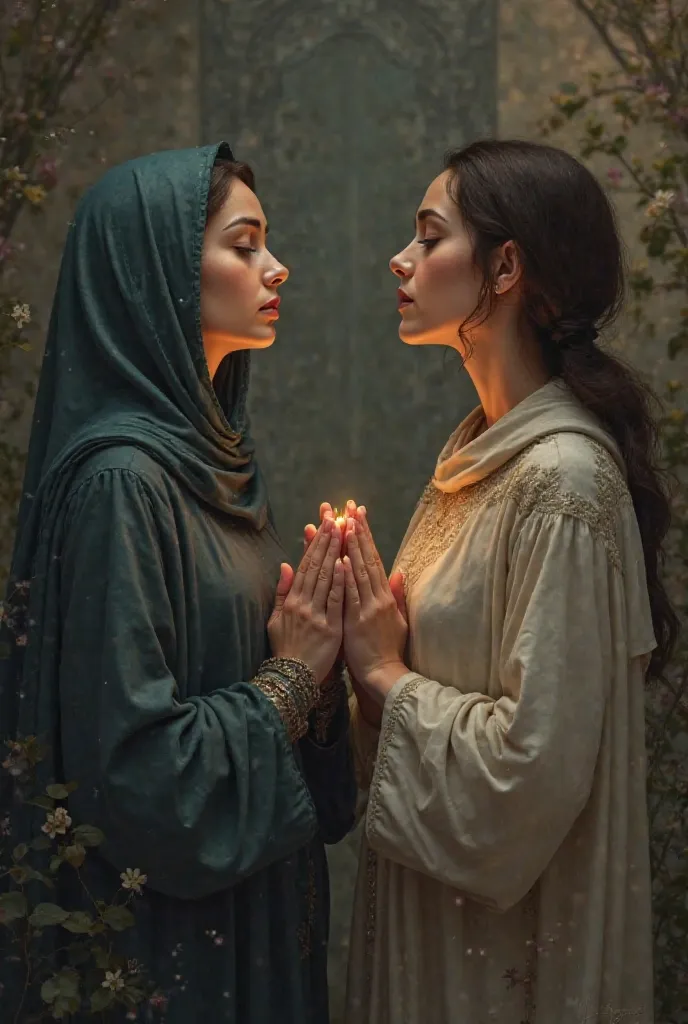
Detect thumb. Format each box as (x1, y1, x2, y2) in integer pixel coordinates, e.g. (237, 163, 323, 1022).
(389, 571, 408, 622)
(273, 563, 294, 612)
(303, 523, 317, 553)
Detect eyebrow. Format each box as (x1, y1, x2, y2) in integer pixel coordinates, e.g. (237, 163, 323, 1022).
(416, 208, 448, 224)
(223, 216, 269, 234)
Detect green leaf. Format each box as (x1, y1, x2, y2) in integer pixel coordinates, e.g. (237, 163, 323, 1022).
(28, 795, 54, 811)
(29, 903, 70, 927)
(9, 865, 30, 884)
(102, 904, 135, 931)
(121, 985, 145, 1007)
(63, 843, 86, 868)
(0, 890, 28, 923)
(71, 824, 104, 848)
(41, 975, 60, 1004)
(559, 81, 579, 95)
(56, 968, 80, 999)
(46, 784, 70, 800)
(60, 910, 93, 934)
(90, 986, 115, 1011)
(67, 942, 91, 967)
(49, 855, 63, 874)
(52, 993, 80, 1018)
(25, 869, 54, 889)
(12, 843, 28, 862)
(91, 945, 110, 969)
(30, 834, 52, 851)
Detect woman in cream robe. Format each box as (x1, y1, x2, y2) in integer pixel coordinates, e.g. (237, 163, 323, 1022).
(345, 383, 655, 1024)
(341, 140, 666, 1024)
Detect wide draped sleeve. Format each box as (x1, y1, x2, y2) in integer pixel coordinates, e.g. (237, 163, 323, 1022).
(364, 510, 647, 912)
(57, 467, 318, 900)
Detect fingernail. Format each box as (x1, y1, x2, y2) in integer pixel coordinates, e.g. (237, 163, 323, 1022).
(358, 505, 367, 516)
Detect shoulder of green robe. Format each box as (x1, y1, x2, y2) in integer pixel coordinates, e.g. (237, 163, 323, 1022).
(66, 446, 170, 503)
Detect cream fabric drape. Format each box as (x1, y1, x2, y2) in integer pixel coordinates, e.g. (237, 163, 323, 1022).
(345, 381, 656, 1024)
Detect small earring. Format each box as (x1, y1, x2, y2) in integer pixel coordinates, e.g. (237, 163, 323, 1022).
(494, 285, 500, 294)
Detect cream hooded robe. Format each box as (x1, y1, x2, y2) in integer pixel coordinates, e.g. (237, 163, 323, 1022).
(345, 380, 656, 1024)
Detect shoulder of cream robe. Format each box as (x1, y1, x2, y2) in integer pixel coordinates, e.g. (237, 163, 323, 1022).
(503, 432, 632, 532)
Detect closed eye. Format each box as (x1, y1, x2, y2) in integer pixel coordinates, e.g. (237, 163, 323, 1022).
(418, 238, 440, 249)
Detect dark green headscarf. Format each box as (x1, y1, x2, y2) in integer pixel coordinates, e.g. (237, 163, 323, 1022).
(1, 141, 268, 783)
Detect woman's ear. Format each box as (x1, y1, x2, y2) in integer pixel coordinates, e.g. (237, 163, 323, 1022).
(492, 240, 522, 296)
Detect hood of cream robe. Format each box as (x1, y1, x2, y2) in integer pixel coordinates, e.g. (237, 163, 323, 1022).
(346, 379, 656, 1024)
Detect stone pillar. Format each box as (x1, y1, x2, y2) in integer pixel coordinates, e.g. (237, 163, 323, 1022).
(200, 0, 496, 571)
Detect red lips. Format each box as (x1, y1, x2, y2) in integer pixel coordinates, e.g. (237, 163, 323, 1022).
(259, 296, 281, 310)
(397, 287, 413, 306)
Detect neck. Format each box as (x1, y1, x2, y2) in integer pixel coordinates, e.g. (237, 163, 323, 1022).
(203, 338, 226, 382)
(461, 317, 551, 428)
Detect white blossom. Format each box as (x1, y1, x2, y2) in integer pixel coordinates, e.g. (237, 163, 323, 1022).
(10, 303, 31, 329)
(645, 189, 675, 218)
(120, 867, 147, 894)
(41, 807, 71, 838)
(102, 969, 125, 992)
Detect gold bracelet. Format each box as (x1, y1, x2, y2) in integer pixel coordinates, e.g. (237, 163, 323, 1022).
(251, 657, 318, 743)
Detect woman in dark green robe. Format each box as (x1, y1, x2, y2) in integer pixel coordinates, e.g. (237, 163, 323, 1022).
(0, 142, 356, 1022)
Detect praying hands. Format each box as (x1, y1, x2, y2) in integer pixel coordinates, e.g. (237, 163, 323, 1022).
(304, 501, 409, 727)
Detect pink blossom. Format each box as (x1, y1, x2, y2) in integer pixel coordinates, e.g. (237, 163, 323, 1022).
(645, 83, 670, 104)
(607, 167, 623, 185)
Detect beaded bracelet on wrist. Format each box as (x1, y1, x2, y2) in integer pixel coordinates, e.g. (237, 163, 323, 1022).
(251, 657, 318, 744)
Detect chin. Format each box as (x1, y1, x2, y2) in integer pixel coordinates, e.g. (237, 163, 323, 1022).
(246, 327, 277, 350)
(399, 321, 458, 348)
(399, 326, 439, 347)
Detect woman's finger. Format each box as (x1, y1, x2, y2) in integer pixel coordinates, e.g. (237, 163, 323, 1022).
(346, 519, 375, 607)
(389, 570, 408, 622)
(272, 563, 294, 615)
(354, 508, 386, 597)
(320, 502, 333, 522)
(300, 517, 334, 600)
(342, 556, 361, 622)
(304, 523, 317, 553)
(326, 558, 345, 629)
(292, 520, 327, 597)
(357, 506, 386, 574)
(312, 523, 341, 610)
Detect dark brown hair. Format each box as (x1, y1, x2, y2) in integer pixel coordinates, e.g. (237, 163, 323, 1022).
(444, 138, 678, 680)
(206, 157, 256, 223)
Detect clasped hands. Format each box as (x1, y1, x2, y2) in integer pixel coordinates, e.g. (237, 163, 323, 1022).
(267, 499, 409, 728)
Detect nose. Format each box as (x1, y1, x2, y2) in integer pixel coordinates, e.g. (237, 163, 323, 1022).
(390, 249, 413, 279)
(265, 257, 289, 287)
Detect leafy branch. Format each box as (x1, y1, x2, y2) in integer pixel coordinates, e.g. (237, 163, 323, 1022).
(543, 2, 688, 1018)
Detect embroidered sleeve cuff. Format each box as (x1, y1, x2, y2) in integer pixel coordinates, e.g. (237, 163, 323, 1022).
(251, 656, 318, 744)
